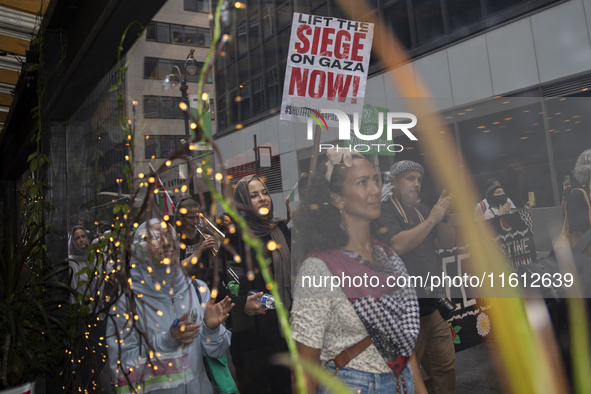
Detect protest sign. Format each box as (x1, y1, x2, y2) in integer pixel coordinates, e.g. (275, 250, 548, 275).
(488, 209, 536, 272)
(435, 246, 491, 352)
(345, 104, 396, 155)
(280, 13, 374, 125)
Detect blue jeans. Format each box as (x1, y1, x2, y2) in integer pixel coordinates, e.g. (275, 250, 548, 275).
(318, 363, 415, 394)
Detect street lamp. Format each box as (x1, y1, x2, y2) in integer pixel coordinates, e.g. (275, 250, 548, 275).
(166, 49, 199, 143)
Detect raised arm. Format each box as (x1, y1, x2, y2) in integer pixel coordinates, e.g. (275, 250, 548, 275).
(389, 191, 452, 255)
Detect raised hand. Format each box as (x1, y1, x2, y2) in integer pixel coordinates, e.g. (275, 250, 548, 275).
(203, 295, 234, 330)
(429, 190, 453, 224)
(499, 202, 512, 216)
(170, 312, 200, 345)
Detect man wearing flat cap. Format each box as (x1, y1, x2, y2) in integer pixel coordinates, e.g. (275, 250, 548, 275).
(379, 161, 456, 394)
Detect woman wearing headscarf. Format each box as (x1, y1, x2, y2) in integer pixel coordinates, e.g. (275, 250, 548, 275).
(483, 184, 514, 220)
(227, 174, 292, 394)
(106, 219, 233, 394)
(291, 148, 425, 394)
(68, 225, 91, 305)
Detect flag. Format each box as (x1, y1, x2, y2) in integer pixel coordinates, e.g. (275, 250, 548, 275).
(149, 163, 176, 217)
(289, 174, 304, 202)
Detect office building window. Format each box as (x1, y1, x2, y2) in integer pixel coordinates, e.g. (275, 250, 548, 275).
(413, 0, 445, 47)
(184, 0, 210, 12)
(146, 22, 211, 47)
(215, 0, 562, 134)
(143, 96, 190, 119)
(144, 57, 213, 83)
(144, 135, 191, 159)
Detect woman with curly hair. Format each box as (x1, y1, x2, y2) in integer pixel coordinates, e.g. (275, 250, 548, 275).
(291, 148, 426, 394)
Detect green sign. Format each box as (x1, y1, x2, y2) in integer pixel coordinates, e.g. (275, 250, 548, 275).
(345, 104, 396, 156)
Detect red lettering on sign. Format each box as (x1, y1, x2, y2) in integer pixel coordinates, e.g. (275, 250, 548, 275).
(334, 30, 351, 60)
(311, 26, 322, 55)
(319, 28, 335, 57)
(351, 75, 360, 104)
(295, 25, 312, 54)
(289, 67, 309, 96)
(327, 72, 352, 102)
(308, 70, 326, 98)
(351, 32, 366, 62)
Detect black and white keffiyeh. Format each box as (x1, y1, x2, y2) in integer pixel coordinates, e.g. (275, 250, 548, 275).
(313, 238, 420, 376)
(381, 161, 425, 202)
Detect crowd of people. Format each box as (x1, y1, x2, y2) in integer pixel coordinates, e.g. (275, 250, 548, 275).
(66, 147, 591, 393)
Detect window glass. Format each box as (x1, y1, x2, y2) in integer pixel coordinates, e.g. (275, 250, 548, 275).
(253, 75, 264, 114)
(219, 110, 227, 129)
(216, 69, 226, 93)
(197, 28, 210, 46)
(185, 27, 198, 45)
(157, 23, 170, 43)
(383, 1, 412, 50)
(266, 69, 280, 108)
(458, 99, 553, 208)
(310, 0, 325, 9)
(184, 0, 197, 11)
(446, 0, 482, 32)
(218, 95, 227, 112)
(277, 28, 291, 65)
(146, 23, 156, 41)
(197, 0, 210, 12)
(171, 25, 185, 44)
(144, 58, 158, 79)
(249, 7, 261, 48)
(238, 57, 250, 85)
(229, 90, 238, 125)
(161, 136, 177, 157)
(144, 96, 159, 117)
(240, 83, 251, 121)
(158, 59, 172, 80)
(312, 2, 329, 16)
(546, 95, 591, 196)
(160, 97, 174, 118)
(228, 63, 237, 92)
(210, 98, 216, 120)
(277, 1, 291, 29)
(250, 46, 263, 72)
(176, 136, 187, 152)
(237, 21, 248, 56)
(173, 97, 184, 118)
(145, 135, 160, 159)
(263, 37, 277, 69)
(262, 2, 274, 38)
(486, 0, 526, 15)
(413, 0, 444, 46)
(293, 0, 307, 13)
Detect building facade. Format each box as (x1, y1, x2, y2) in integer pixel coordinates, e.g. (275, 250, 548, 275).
(213, 0, 591, 251)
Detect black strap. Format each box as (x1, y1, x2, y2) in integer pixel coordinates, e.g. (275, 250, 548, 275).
(191, 280, 203, 304)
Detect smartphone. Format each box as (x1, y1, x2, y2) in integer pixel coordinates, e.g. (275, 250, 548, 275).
(564, 175, 570, 184)
(528, 192, 535, 207)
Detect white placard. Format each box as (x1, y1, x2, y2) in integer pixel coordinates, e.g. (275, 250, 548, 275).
(280, 13, 374, 126)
